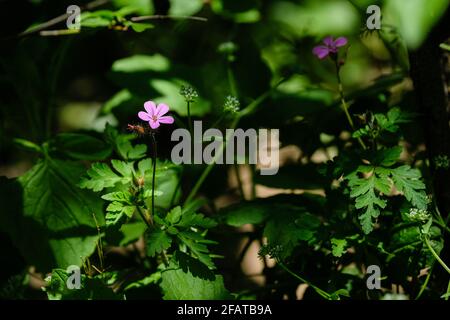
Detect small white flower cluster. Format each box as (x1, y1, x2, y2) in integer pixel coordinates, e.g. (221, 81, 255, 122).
(180, 85, 198, 103)
(407, 208, 430, 222)
(223, 96, 240, 114)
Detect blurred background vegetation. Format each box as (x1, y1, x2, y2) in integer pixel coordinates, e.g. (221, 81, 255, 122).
(0, 0, 449, 299)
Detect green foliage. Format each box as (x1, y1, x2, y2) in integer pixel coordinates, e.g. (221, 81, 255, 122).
(331, 238, 348, 258)
(160, 255, 231, 300)
(147, 229, 172, 257)
(148, 206, 218, 269)
(346, 159, 427, 234)
(0, 158, 104, 271)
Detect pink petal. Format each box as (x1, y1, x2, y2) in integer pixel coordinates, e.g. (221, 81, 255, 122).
(334, 37, 348, 47)
(155, 103, 169, 117)
(158, 116, 174, 124)
(144, 101, 157, 117)
(323, 36, 334, 47)
(149, 120, 160, 129)
(313, 46, 330, 59)
(138, 111, 151, 121)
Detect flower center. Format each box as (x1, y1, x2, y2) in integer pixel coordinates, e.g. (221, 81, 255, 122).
(152, 115, 158, 121)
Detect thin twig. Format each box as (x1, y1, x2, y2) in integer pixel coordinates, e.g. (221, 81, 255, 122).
(131, 15, 208, 22)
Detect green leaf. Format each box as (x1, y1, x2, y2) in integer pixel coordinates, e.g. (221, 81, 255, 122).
(372, 147, 403, 167)
(177, 231, 215, 269)
(331, 238, 348, 257)
(384, 0, 449, 49)
(390, 165, 427, 209)
(112, 54, 170, 73)
(119, 222, 146, 246)
(101, 191, 132, 203)
(160, 260, 231, 300)
(79, 161, 134, 192)
(169, 0, 204, 16)
(264, 209, 321, 258)
(80, 11, 113, 28)
(223, 201, 271, 227)
(51, 133, 112, 160)
(177, 211, 217, 229)
(166, 206, 183, 225)
(13, 138, 42, 154)
(112, 0, 154, 15)
(347, 167, 388, 234)
(105, 201, 135, 226)
(102, 89, 133, 114)
(146, 229, 172, 257)
(0, 159, 104, 271)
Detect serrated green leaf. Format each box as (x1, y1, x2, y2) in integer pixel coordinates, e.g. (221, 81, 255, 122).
(105, 202, 135, 226)
(331, 238, 348, 257)
(178, 211, 217, 229)
(79, 161, 133, 192)
(147, 229, 172, 257)
(166, 206, 182, 225)
(101, 191, 132, 203)
(390, 165, 427, 209)
(348, 169, 387, 234)
(177, 231, 215, 269)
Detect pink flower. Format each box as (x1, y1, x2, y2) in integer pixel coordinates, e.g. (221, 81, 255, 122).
(312, 36, 348, 60)
(138, 101, 174, 129)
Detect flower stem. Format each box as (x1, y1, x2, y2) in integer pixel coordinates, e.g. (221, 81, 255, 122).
(415, 264, 433, 300)
(424, 236, 450, 275)
(187, 101, 193, 138)
(150, 133, 157, 220)
(334, 60, 367, 150)
(136, 205, 153, 229)
(277, 261, 332, 300)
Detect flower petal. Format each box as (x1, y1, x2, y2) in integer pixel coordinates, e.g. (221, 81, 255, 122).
(144, 101, 157, 117)
(138, 111, 151, 121)
(323, 36, 334, 47)
(158, 115, 174, 124)
(155, 103, 169, 117)
(149, 120, 160, 129)
(334, 37, 348, 47)
(313, 46, 330, 59)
